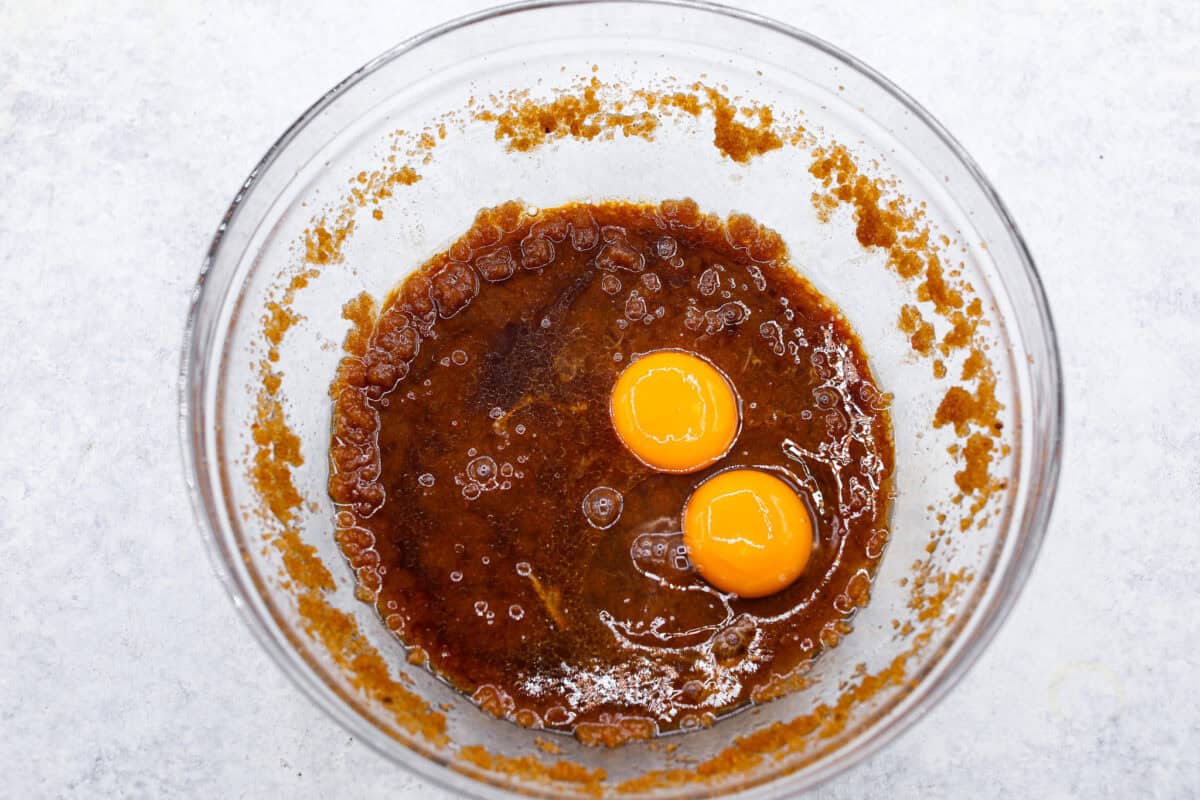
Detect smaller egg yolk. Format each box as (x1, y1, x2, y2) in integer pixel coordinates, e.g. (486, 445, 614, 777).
(682, 469, 813, 598)
(610, 350, 740, 473)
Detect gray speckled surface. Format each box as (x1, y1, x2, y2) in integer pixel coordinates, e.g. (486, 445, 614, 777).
(1, 1, 1198, 797)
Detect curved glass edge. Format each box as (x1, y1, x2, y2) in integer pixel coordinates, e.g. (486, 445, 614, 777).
(177, 1, 1065, 797)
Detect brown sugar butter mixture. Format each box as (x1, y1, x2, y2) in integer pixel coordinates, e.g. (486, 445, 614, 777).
(329, 199, 894, 745)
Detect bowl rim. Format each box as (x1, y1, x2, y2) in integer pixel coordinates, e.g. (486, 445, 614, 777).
(178, 0, 1064, 796)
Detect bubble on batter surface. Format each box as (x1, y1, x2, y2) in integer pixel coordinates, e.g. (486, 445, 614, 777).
(582, 486, 624, 530)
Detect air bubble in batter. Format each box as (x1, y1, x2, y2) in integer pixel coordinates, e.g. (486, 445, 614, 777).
(467, 455, 497, 483)
(582, 486, 624, 530)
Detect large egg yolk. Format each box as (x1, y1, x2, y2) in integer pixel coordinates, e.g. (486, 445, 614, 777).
(682, 469, 813, 598)
(610, 350, 740, 473)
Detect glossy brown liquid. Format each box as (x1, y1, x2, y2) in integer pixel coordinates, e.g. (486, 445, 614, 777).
(329, 200, 893, 745)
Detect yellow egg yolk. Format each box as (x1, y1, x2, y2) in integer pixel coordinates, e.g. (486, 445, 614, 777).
(610, 350, 740, 473)
(682, 469, 813, 598)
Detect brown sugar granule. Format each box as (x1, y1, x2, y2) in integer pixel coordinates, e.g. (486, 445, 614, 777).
(534, 737, 563, 756)
(574, 716, 659, 748)
(274, 271, 316, 325)
(961, 349, 986, 381)
(605, 110, 659, 141)
(262, 301, 298, 354)
(359, 165, 422, 202)
(916, 252, 963, 312)
(909, 568, 970, 623)
(910, 322, 935, 356)
(457, 746, 606, 795)
(809, 147, 906, 251)
(811, 190, 839, 223)
(940, 311, 977, 355)
(305, 166, 421, 266)
(305, 222, 354, 265)
(252, 272, 319, 536)
(477, 78, 657, 152)
(252, 234, 445, 742)
(337, 292, 377, 360)
(478, 79, 785, 164)
(249, 361, 445, 741)
(726, 211, 787, 261)
(703, 87, 783, 163)
(897, 304, 934, 356)
(809, 141, 1006, 523)
(933, 373, 1000, 437)
(662, 91, 702, 116)
(296, 593, 446, 743)
(955, 433, 995, 495)
(750, 667, 812, 704)
(250, 391, 306, 534)
(617, 631, 934, 794)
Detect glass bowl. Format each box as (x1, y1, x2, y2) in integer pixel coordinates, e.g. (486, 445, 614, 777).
(180, 1, 1062, 797)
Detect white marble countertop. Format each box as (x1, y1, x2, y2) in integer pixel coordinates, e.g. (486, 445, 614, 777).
(2, 1, 1197, 797)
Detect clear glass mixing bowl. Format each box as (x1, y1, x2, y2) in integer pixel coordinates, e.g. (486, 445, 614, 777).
(180, 2, 1062, 797)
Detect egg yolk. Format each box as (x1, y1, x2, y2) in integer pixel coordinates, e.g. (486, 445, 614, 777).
(610, 350, 740, 473)
(682, 469, 813, 598)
